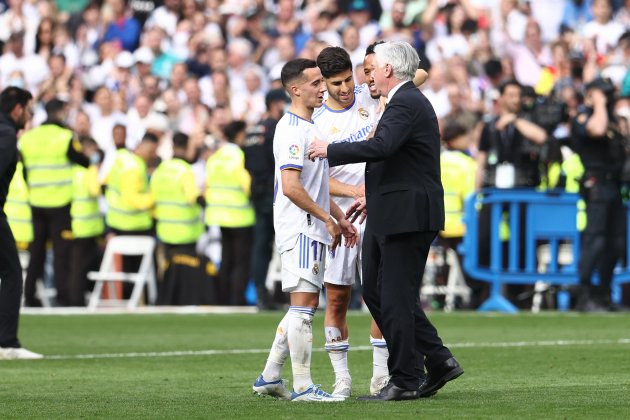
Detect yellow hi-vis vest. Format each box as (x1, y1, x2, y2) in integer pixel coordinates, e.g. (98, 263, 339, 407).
(440, 150, 476, 238)
(71, 165, 104, 238)
(561, 153, 586, 231)
(19, 124, 73, 207)
(151, 158, 203, 244)
(5, 161, 33, 243)
(106, 149, 152, 231)
(205, 143, 255, 228)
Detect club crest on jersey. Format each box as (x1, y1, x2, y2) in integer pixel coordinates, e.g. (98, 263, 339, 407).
(358, 107, 369, 120)
(312, 263, 319, 275)
(288, 144, 300, 159)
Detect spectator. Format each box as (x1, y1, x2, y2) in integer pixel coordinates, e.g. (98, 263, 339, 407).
(101, 0, 141, 52)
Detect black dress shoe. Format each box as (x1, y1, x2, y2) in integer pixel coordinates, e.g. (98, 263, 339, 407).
(418, 357, 464, 397)
(357, 382, 420, 401)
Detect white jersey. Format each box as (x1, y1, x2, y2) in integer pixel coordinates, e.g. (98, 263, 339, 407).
(312, 84, 380, 211)
(273, 111, 331, 253)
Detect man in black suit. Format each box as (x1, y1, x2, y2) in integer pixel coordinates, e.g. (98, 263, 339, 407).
(308, 41, 463, 401)
(0, 87, 43, 360)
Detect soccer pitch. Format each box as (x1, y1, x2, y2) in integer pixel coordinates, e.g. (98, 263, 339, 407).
(2, 311, 629, 419)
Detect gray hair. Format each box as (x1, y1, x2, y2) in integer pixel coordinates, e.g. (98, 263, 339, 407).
(374, 41, 419, 82)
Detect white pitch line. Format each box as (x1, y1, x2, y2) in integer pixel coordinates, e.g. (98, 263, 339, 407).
(43, 338, 630, 361)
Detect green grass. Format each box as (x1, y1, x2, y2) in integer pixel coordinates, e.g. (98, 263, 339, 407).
(2, 311, 630, 419)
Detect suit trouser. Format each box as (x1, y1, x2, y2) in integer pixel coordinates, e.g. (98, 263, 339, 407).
(0, 214, 23, 348)
(24, 205, 72, 306)
(218, 226, 253, 305)
(362, 227, 452, 390)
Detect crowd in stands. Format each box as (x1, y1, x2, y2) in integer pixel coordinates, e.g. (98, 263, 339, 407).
(2, 0, 630, 308)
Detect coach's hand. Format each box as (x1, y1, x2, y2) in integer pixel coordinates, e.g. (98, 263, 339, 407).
(339, 218, 359, 248)
(308, 138, 329, 160)
(346, 197, 367, 224)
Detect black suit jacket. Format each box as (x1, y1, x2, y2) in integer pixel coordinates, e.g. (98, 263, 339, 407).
(327, 81, 444, 236)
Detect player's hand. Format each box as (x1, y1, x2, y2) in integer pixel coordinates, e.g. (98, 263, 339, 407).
(326, 217, 342, 251)
(308, 138, 329, 160)
(339, 218, 359, 248)
(346, 197, 367, 224)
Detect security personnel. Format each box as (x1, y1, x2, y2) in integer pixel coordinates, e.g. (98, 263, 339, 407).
(5, 160, 33, 247)
(206, 121, 255, 305)
(19, 98, 90, 307)
(242, 89, 289, 309)
(439, 123, 481, 308)
(151, 132, 204, 304)
(475, 80, 547, 307)
(105, 133, 156, 235)
(69, 137, 104, 306)
(105, 132, 157, 299)
(572, 78, 625, 312)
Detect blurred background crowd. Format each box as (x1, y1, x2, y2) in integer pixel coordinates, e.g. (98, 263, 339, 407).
(2, 0, 630, 310)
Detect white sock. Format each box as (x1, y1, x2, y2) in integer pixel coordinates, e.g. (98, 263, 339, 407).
(325, 326, 350, 380)
(370, 335, 389, 379)
(261, 312, 290, 382)
(288, 306, 316, 393)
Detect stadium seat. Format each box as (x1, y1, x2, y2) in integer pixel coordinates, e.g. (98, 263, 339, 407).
(87, 236, 157, 310)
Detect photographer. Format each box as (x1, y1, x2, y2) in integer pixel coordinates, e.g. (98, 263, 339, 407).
(572, 78, 625, 312)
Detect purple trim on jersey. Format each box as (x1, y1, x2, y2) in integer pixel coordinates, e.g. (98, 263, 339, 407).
(273, 179, 278, 203)
(287, 111, 314, 124)
(280, 164, 303, 171)
(320, 97, 356, 114)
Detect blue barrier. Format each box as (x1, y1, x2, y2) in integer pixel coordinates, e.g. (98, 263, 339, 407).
(460, 188, 630, 312)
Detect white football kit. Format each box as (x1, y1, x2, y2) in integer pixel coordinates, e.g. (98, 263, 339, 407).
(273, 111, 331, 291)
(312, 84, 381, 286)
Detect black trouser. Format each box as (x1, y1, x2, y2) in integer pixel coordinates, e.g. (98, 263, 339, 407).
(24, 205, 72, 306)
(578, 181, 625, 303)
(68, 236, 102, 306)
(362, 227, 452, 390)
(0, 214, 23, 348)
(250, 195, 274, 296)
(158, 243, 213, 305)
(218, 226, 253, 305)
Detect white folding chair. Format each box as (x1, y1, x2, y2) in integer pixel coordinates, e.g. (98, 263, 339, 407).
(421, 247, 471, 312)
(87, 236, 157, 310)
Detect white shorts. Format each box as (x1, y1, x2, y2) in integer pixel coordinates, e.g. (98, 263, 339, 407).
(280, 233, 327, 292)
(324, 221, 365, 286)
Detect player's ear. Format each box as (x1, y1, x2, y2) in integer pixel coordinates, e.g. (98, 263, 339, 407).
(289, 84, 300, 97)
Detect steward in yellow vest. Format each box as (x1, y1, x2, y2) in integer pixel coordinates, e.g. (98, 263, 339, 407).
(439, 123, 485, 309)
(18, 99, 91, 307)
(151, 134, 203, 245)
(151, 133, 207, 305)
(105, 134, 157, 234)
(206, 121, 255, 305)
(5, 161, 33, 247)
(440, 143, 476, 239)
(69, 137, 105, 306)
